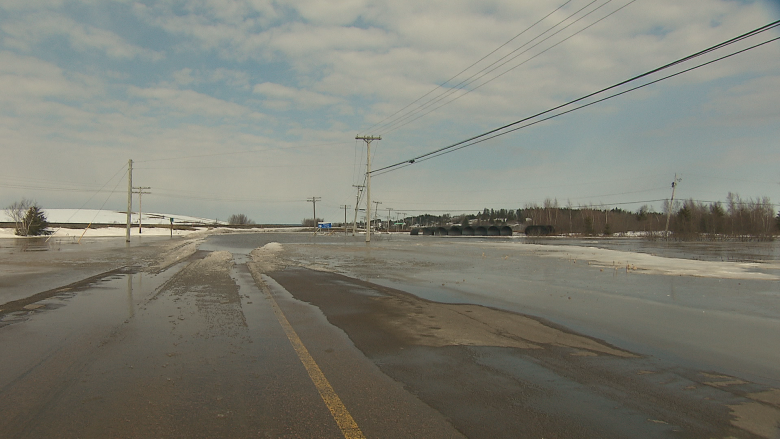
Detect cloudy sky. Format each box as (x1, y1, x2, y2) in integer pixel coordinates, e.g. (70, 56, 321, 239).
(1, 0, 779, 224)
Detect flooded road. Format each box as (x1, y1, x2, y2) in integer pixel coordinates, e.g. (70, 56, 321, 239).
(1, 231, 779, 438)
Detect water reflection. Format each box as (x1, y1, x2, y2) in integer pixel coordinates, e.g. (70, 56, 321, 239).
(126, 273, 135, 319)
(9, 237, 50, 252)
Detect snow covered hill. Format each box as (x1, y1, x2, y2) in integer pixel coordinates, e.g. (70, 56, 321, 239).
(0, 209, 223, 225)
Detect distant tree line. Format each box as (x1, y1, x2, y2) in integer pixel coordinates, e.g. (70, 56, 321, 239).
(301, 218, 323, 227)
(670, 193, 777, 240)
(228, 213, 255, 225)
(407, 193, 778, 240)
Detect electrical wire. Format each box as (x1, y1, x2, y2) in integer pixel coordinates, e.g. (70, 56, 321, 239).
(370, 20, 780, 176)
(374, 0, 615, 135)
(85, 168, 129, 223)
(134, 141, 349, 164)
(136, 163, 352, 170)
(381, 0, 638, 136)
(361, 0, 574, 134)
(151, 188, 302, 204)
(414, 34, 780, 164)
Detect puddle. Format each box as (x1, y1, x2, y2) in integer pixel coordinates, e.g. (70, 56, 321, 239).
(0, 261, 186, 329)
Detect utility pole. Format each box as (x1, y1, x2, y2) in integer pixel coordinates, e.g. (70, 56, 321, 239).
(352, 185, 364, 236)
(372, 201, 382, 232)
(307, 197, 321, 227)
(340, 205, 350, 234)
(386, 207, 393, 232)
(664, 174, 682, 240)
(126, 159, 132, 243)
(356, 135, 381, 242)
(133, 186, 151, 234)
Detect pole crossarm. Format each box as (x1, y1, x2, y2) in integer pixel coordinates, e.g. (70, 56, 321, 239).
(133, 186, 151, 234)
(307, 197, 322, 227)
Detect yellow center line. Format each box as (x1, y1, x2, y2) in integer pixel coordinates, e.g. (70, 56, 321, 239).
(261, 275, 366, 439)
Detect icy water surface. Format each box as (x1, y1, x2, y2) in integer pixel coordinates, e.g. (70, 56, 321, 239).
(237, 232, 780, 387)
(523, 236, 780, 263)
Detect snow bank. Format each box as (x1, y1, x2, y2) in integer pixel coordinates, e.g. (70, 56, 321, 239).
(0, 226, 203, 239)
(503, 243, 780, 280)
(261, 242, 283, 252)
(0, 208, 221, 225)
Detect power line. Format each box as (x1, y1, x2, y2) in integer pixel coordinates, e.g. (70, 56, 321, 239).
(371, 20, 780, 176)
(151, 190, 301, 204)
(415, 34, 780, 164)
(134, 141, 349, 164)
(77, 165, 127, 223)
(135, 163, 352, 170)
(375, 0, 620, 135)
(380, 0, 637, 136)
(362, 0, 575, 134)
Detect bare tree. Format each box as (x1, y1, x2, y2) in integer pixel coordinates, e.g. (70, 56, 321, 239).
(227, 213, 255, 225)
(5, 198, 50, 236)
(5, 198, 33, 230)
(301, 218, 323, 227)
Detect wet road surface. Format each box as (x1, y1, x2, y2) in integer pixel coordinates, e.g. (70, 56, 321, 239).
(1, 231, 779, 438)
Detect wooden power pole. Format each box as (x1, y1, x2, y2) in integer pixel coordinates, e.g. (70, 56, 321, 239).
(352, 185, 363, 236)
(355, 135, 380, 242)
(133, 186, 151, 234)
(340, 205, 350, 234)
(307, 197, 321, 227)
(664, 174, 682, 240)
(126, 159, 132, 243)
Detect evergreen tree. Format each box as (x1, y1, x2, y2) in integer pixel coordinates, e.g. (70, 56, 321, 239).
(18, 205, 50, 236)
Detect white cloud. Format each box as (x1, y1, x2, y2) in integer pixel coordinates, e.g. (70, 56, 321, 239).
(2, 13, 164, 60)
(253, 82, 342, 108)
(282, 0, 366, 26)
(210, 68, 251, 88)
(168, 68, 251, 89)
(172, 68, 196, 86)
(705, 75, 780, 126)
(0, 51, 93, 99)
(128, 86, 267, 120)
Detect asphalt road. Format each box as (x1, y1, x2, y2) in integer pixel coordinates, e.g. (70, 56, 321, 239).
(1, 231, 779, 438)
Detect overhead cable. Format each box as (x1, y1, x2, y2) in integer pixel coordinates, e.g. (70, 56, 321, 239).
(381, 0, 637, 135)
(362, 0, 574, 134)
(411, 34, 780, 165)
(134, 141, 349, 164)
(371, 20, 780, 176)
(376, 0, 616, 135)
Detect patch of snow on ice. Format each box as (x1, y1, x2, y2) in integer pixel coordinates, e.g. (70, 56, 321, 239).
(262, 242, 283, 252)
(525, 244, 780, 280)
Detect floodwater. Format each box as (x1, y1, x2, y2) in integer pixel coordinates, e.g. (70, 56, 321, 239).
(524, 235, 780, 263)
(251, 232, 780, 387)
(2, 231, 779, 438)
(0, 235, 177, 304)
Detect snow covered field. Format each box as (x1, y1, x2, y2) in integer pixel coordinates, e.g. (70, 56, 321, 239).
(0, 226, 200, 239)
(0, 208, 222, 238)
(0, 208, 220, 226)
